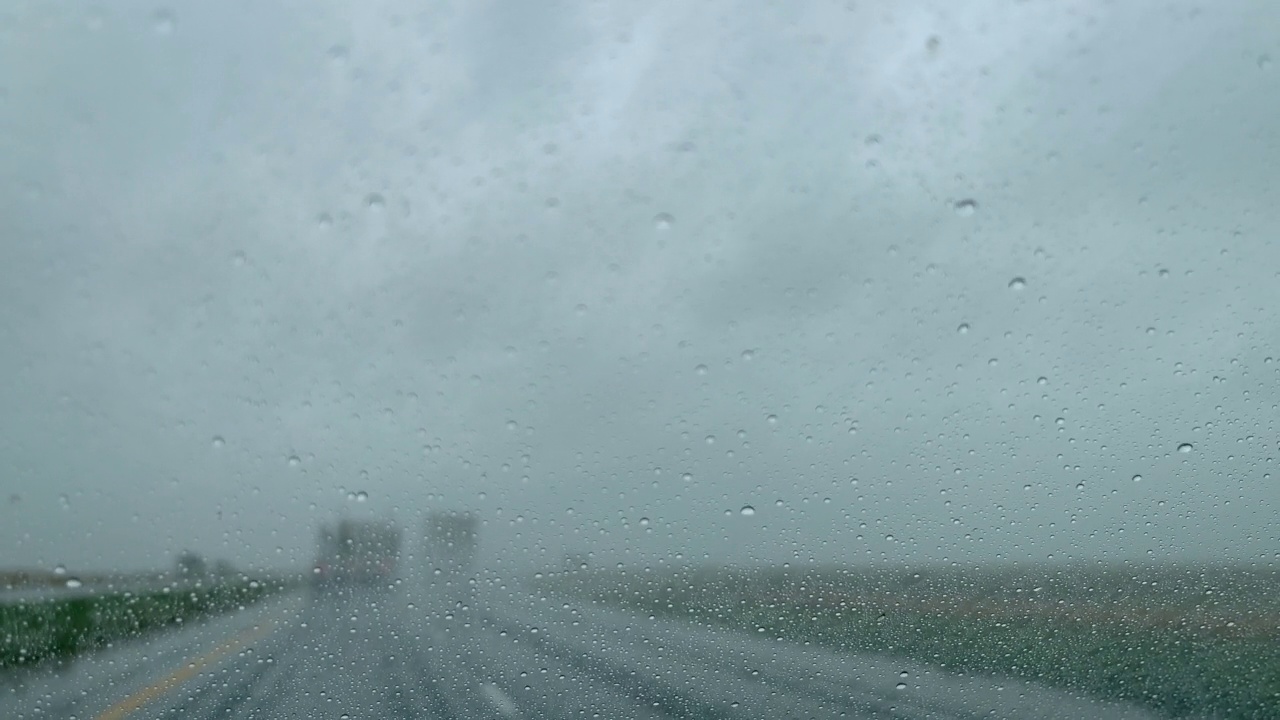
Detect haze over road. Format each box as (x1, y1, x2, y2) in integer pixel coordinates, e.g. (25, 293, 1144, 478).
(3, 0, 1277, 717)
(2, 585, 1154, 720)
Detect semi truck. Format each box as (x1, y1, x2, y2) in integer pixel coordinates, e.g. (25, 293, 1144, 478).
(422, 511, 479, 608)
(314, 519, 402, 588)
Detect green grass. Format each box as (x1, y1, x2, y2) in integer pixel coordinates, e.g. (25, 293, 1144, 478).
(540, 564, 1280, 720)
(0, 580, 288, 671)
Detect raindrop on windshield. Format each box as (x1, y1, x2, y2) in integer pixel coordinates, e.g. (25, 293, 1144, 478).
(1008, 277, 1027, 291)
(740, 506, 756, 516)
(953, 199, 977, 217)
(653, 212, 674, 230)
(151, 9, 175, 34)
(1177, 443, 1193, 453)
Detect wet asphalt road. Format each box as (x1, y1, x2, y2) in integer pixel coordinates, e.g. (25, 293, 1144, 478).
(1, 584, 1157, 719)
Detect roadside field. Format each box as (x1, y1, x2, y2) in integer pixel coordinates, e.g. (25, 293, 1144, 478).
(540, 564, 1280, 719)
(0, 579, 289, 671)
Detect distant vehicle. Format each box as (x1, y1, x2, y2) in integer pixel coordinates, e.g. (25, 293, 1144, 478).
(422, 511, 479, 608)
(314, 519, 401, 588)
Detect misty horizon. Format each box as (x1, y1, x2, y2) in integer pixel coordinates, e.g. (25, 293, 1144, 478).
(3, 0, 1278, 578)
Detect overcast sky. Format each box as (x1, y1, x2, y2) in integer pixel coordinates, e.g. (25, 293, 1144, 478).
(2, 0, 1278, 574)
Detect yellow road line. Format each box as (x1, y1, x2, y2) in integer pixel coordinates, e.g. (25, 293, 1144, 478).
(95, 619, 278, 720)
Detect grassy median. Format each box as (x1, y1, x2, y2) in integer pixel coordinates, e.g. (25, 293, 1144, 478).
(540, 564, 1280, 720)
(0, 580, 288, 671)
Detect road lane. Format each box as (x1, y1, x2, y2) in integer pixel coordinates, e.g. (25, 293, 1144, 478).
(0, 591, 304, 719)
(0, 584, 1158, 719)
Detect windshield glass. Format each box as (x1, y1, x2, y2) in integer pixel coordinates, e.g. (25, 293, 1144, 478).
(2, 1, 1277, 718)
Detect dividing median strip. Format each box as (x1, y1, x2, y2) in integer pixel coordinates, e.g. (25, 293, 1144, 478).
(1, 580, 288, 671)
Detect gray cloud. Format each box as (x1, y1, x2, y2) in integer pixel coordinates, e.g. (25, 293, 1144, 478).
(2, 0, 1278, 575)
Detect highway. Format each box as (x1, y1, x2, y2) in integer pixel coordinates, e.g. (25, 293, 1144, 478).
(0, 583, 1157, 719)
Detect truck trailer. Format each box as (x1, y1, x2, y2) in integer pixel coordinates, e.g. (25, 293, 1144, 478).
(314, 519, 402, 588)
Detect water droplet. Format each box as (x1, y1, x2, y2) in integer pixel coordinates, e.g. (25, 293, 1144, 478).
(896, 682, 908, 690)
(953, 199, 978, 217)
(1076, 482, 1085, 490)
(638, 517, 650, 526)
(152, 9, 175, 34)
(694, 364, 708, 375)
(287, 455, 301, 467)
(1177, 443, 1192, 453)
(885, 534, 895, 542)
(957, 323, 970, 334)
(653, 212, 674, 230)
(766, 414, 778, 425)
(355, 491, 368, 502)
(681, 472, 693, 482)
(365, 193, 385, 211)
(1132, 474, 1143, 482)
(53, 565, 67, 576)
(1008, 277, 1027, 291)
(317, 213, 333, 230)
(65, 578, 82, 589)
(741, 349, 755, 361)
(212, 436, 225, 449)
(739, 505, 756, 516)
(705, 435, 716, 445)
(506, 420, 518, 430)
(574, 303, 588, 316)
(1037, 376, 1048, 385)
